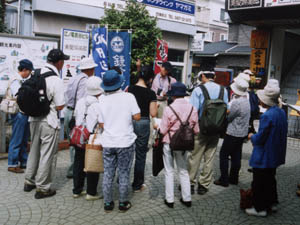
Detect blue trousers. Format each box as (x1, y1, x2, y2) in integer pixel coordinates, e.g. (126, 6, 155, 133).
(132, 119, 150, 190)
(8, 112, 29, 167)
(102, 144, 135, 203)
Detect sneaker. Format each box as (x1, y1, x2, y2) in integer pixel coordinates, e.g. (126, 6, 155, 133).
(86, 194, 102, 201)
(197, 184, 208, 195)
(164, 199, 174, 208)
(245, 207, 267, 217)
(104, 201, 114, 213)
(73, 190, 87, 198)
(8, 167, 24, 173)
(213, 180, 229, 187)
(180, 198, 192, 208)
(24, 183, 36, 192)
(119, 201, 132, 212)
(35, 189, 56, 199)
(133, 184, 146, 193)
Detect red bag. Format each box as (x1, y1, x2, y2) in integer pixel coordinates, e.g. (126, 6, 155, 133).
(69, 125, 90, 149)
(240, 188, 253, 209)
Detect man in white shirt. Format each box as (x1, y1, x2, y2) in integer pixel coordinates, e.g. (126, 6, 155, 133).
(7, 59, 33, 173)
(24, 49, 68, 199)
(64, 57, 97, 179)
(99, 70, 141, 213)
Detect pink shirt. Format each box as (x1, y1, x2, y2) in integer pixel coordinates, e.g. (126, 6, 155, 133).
(151, 73, 176, 99)
(160, 98, 199, 144)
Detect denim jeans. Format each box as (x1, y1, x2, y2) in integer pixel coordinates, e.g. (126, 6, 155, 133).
(73, 146, 100, 196)
(8, 112, 29, 167)
(64, 107, 75, 176)
(132, 119, 150, 190)
(219, 134, 244, 184)
(102, 144, 135, 203)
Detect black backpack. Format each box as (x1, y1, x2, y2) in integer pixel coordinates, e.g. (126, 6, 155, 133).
(17, 68, 56, 117)
(199, 84, 227, 136)
(168, 105, 195, 151)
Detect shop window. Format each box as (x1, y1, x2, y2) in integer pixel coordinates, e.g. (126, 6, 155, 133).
(168, 49, 185, 62)
(220, 33, 228, 41)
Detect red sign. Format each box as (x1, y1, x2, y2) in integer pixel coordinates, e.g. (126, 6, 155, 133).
(154, 40, 168, 75)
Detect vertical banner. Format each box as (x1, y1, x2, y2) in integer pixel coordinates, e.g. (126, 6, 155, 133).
(154, 39, 168, 75)
(92, 27, 108, 78)
(108, 31, 131, 89)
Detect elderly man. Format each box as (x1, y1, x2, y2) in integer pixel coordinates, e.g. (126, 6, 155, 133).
(24, 49, 68, 199)
(64, 56, 97, 178)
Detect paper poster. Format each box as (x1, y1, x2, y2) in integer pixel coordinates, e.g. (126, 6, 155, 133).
(60, 29, 90, 90)
(0, 35, 58, 96)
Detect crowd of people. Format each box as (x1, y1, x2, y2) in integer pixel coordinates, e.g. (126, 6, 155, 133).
(3, 48, 293, 216)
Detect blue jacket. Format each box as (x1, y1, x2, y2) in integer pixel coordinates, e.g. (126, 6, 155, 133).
(250, 106, 287, 168)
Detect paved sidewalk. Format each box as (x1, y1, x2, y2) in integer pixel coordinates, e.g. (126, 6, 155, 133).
(0, 140, 300, 225)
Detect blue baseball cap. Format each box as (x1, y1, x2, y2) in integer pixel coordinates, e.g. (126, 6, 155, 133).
(19, 59, 34, 71)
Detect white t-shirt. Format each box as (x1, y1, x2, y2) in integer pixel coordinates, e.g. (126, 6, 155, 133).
(98, 91, 140, 148)
(29, 63, 65, 129)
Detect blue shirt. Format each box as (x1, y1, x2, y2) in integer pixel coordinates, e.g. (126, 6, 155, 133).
(190, 81, 228, 118)
(250, 106, 287, 168)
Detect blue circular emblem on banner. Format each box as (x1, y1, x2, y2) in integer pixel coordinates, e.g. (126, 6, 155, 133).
(111, 36, 124, 53)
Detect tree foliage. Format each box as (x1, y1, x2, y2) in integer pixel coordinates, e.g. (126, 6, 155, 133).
(0, 0, 6, 33)
(99, 0, 162, 69)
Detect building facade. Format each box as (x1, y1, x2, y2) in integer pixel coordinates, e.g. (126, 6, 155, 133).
(4, 0, 197, 82)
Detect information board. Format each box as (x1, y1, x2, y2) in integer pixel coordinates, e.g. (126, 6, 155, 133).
(0, 35, 58, 96)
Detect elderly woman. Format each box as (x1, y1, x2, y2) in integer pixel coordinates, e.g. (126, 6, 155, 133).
(246, 79, 287, 217)
(72, 76, 103, 200)
(214, 78, 250, 187)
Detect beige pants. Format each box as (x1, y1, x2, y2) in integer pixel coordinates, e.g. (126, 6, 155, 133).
(188, 133, 219, 188)
(25, 121, 59, 191)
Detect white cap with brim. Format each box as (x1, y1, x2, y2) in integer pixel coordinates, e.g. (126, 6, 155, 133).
(243, 69, 253, 75)
(230, 78, 249, 96)
(86, 76, 103, 96)
(257, 79, 280, 107)
(78, 57, 98, 70)
(234, 73, 251, 83)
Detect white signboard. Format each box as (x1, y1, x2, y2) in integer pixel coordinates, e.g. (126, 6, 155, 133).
(0, 36, 58, 96)
(60, 29, 90, 88)
(191, 36, 204, 52)
(60, 0, 195, 25)
(265, 0, 300, 7)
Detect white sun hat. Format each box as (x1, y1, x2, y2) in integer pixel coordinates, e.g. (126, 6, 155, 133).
(86, 76, 103, 96)
(234, 73, 251, 83)
(78, 56, 98, 70)
(257, 79, 280, 107)
(243, 69, 253, 75)
(230, 78, 249, 96)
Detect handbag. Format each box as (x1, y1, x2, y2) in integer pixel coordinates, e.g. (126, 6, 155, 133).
(69, 101, 90, 149)
(0, 84, 19, 114)
(240, 188, 253, 209)
(84, 125, 104, 173)
(152, 131, 164, 176)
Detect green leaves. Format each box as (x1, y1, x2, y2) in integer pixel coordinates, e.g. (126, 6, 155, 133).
(99, 0, 162, 69)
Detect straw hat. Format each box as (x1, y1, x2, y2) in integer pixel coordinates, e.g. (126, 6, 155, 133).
(78, 57, 97, 70)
